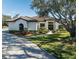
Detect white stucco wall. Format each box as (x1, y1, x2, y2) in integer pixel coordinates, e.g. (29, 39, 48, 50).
(38, 22, 46, 28)
(27, 22, 37, 31)
(8, 19, 27, 31)
(8, 19, 59, 31)
(38, 21, 59, 31)
(45, 21, 48, 29)
(8, 22, 15, 30)
(37, 21, 59, 30)
(53, 22, 59, 31)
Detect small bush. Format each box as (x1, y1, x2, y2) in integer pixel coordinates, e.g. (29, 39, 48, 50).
(38, 28, 48, 34)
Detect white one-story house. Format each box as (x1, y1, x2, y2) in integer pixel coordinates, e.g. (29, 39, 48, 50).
(7, 16, 60, 31)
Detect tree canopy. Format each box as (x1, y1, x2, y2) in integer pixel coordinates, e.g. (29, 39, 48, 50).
(2, 15, 11, 26)
(31, 0, 76, 37)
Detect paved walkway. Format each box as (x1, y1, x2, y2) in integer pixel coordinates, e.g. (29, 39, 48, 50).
(2, 31, 56, 59)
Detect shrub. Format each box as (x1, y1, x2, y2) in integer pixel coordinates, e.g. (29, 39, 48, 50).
(38, 28, 48, 34)
(2, 22, 8, 26)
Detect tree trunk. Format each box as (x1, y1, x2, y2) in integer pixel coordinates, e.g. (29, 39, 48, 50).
(64, 24, 76, 37)
(69, 31, 76, 37)
(68, 31, 76, 44)
(66, 26, 76, 37)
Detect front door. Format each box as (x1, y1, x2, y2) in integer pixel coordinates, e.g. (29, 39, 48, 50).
(48, 22, 53, 30)
(19, 23, 24, 31)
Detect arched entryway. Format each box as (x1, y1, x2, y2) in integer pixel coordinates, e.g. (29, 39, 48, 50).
(19, 23, 24, 31)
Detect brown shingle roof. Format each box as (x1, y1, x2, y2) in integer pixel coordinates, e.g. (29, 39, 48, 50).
(6, 16, 37, 22)
(31, 16, 54, 22)
(6, 16, 55, 22)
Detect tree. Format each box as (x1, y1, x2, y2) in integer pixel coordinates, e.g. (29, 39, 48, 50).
(31, 0, 76, 37)
(12, 14, 19, 19)
(2, 14, 20, 26)
(2, 15, 11, 26)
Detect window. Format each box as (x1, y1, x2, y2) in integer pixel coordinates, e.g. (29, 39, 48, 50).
(48, 22, 53, 30)
(40, 23, 45, 28)
(59, 25, 64, 29)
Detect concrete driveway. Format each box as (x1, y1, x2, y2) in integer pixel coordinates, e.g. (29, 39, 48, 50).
(2, 30, 56, 59)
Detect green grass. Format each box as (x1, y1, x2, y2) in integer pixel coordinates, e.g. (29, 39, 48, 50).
(52, 31, 70, 38)
(41, 42, 76, 59)
(29, 36, 48, 44)
(29, 31, 70, 43)
(27, 31, 75, 59)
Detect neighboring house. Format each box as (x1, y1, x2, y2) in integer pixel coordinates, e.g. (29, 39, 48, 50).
(6, 16, 59, 31)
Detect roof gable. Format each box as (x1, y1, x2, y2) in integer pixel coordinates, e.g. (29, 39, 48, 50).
(6, 16, 37, 22)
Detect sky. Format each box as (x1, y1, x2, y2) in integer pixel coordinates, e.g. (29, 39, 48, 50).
(2, 0, 37, 17)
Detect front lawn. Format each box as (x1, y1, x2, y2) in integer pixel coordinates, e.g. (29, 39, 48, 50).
(41, 42, 75, 59)
(28, 31, 76, 59)
(29, 31, 70, 44)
